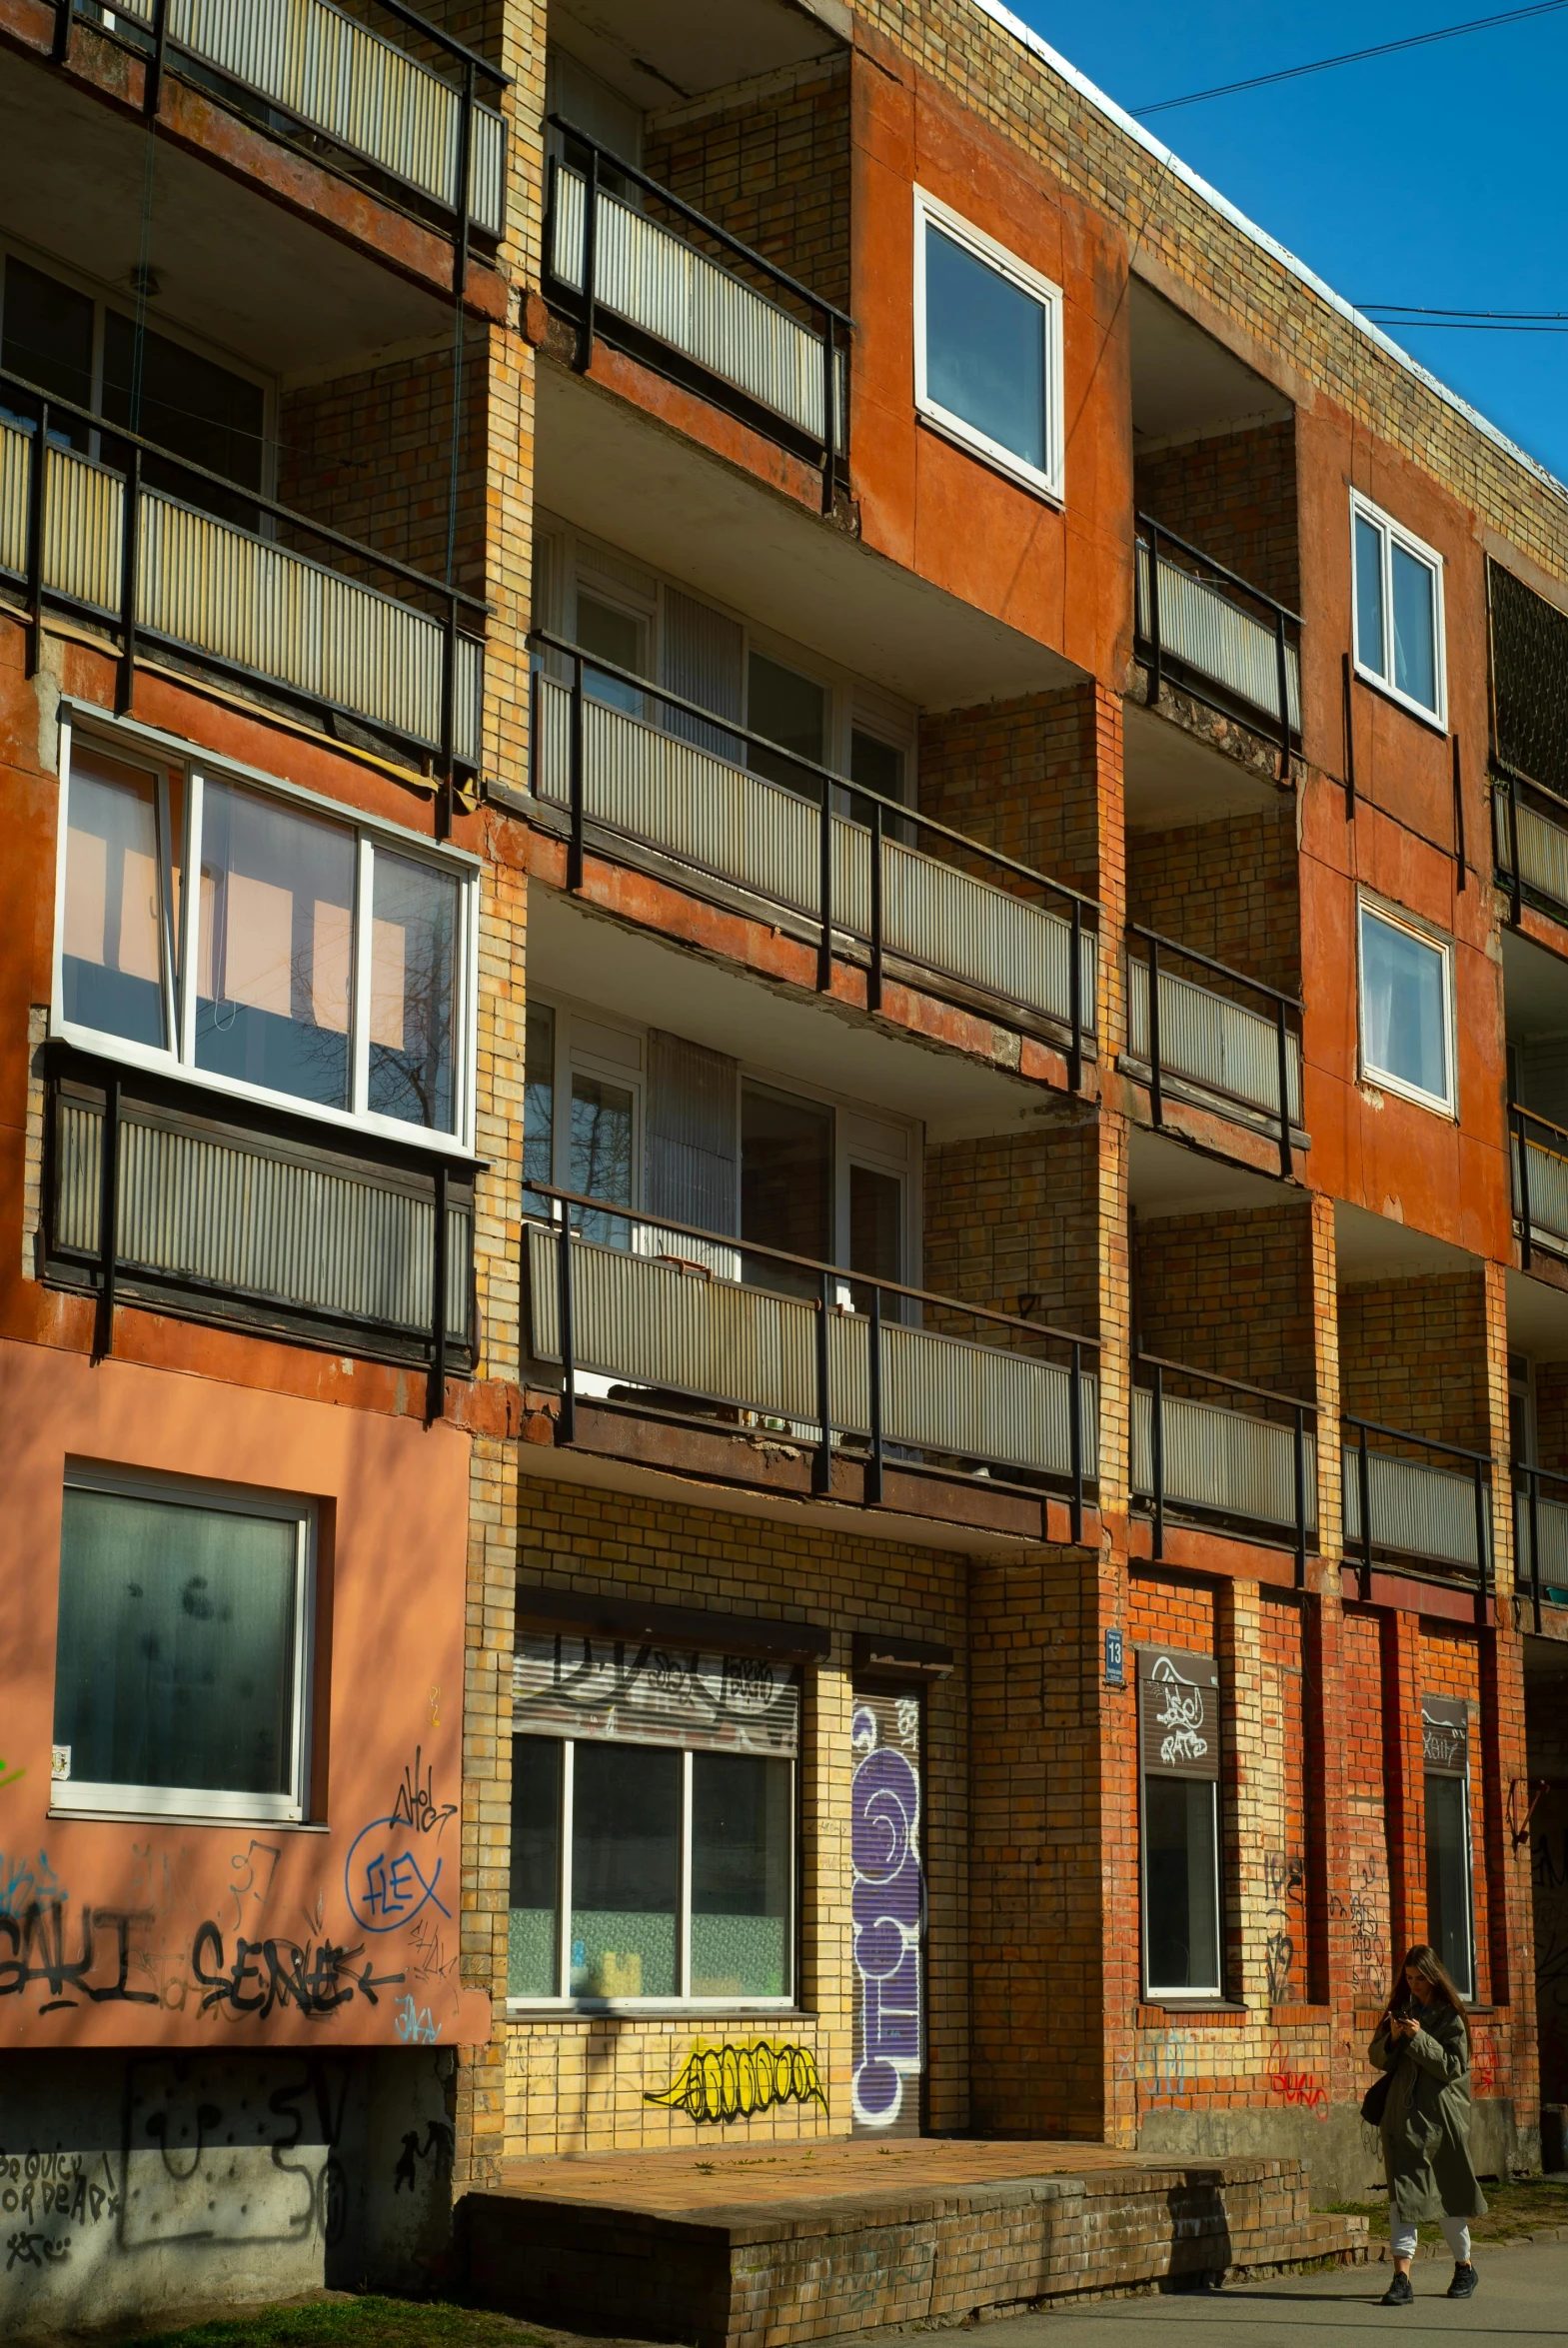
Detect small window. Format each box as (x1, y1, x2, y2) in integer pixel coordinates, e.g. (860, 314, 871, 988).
(52, 1470, 314, 1822)
(55, 734, 477, 1149)
(1357, 899, 1455, 1115)
(1350, 494, 1446, 726)
(509, 1633, 798, 2007)
(748, 651, 827, 799)
(1138, 1648, 1222, 1998)
(1422, 1698, 1475, 1999)
(913, 188, 1064, 504)
(576, 591, 648, 716)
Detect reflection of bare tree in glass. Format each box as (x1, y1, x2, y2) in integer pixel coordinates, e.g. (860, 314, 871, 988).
(368, 899, 456, 1132)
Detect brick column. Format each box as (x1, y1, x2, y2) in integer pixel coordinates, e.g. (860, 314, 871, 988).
(1217, 1578, 1269, 2011)
(1303, 1191, 1348, 2019)
(1380, 1611, 1426, 1960)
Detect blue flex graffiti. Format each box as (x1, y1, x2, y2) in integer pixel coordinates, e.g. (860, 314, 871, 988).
(849, 1700, 922, 2129)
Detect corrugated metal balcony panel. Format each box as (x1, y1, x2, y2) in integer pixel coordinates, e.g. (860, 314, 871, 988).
(1132, 1385, 1316, 1531)
(0, 432, 485, 764)
(1135, 541, 1301, 732)
(1341, 1449, 1488, 1571)
(1499, 792, 1568, 915)
(57, 1096, 470, 1341)
(1514, 1130, 1568, 1245)
(1515, 1488, 1568, 1586)
(535, 680, 1093, 1029)
(525, 1224, 1099, 1481)
(551, 168, 845, 443)
(114, 0, 506, 233)
(1127, 958, 1300, 1122)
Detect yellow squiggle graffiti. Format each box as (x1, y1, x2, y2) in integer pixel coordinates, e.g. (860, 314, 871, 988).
(644, 2037, 827, 2124)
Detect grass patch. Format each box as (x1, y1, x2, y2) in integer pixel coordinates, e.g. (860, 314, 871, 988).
(120, 2297, 552, 2348)
(1326, 2176, 1568, 2244)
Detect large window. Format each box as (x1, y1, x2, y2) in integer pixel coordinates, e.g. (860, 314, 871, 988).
(1357, 898, 1455, 1116)
(913, 188, 1064, 504)
(55, 732, 477, 1149)
(1351, 493, 1446, 727)
(52, 1470, 314, 1822)
(1138, 1648, 1223, 1999)
(1423, 1697, 1476, 1999)
(508, 1632, 798, 2006)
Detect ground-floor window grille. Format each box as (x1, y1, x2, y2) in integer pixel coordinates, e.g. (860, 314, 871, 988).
(509, 1632, 798, 2006)
(1137, 1646, 1222, 1998)
(1423, 1696, 1476, 1998)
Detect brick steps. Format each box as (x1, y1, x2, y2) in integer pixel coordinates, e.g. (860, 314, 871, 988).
(463, 2151, 1369, 2347)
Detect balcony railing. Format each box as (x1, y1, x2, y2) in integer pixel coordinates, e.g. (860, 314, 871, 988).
(48, 1052, 474, 1417)
(545, 121, 851, 511)
(524, 1182, 1099, 1534)
(1126, 927, 1302, 1176)
(1341, 1416, 1493, 1611)
(1494, 766, 1568, 927)
(531, 636, 1097, 1080)
(1510, 1102, 1568, 1269)
(1132, 1356, 1316, 1579)
(1514, 1461, 1568, 1632)
(1134, 518, 1301, 775)
(1, 370, 484, 785)
(59, 0, 507, 253)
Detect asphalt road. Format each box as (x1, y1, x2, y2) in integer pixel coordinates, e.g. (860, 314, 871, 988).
(974, 2242, 1568, 2342)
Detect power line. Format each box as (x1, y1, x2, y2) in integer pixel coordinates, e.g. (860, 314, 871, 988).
(1133, 0, 1568, 116)
(1359, 304, 1568, 333)
(1359, 304, 1568, 319)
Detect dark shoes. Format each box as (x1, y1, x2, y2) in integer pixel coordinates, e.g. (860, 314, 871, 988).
(1380, 2271, 1414, 2306)
(1446, 2263, 1479, 2299)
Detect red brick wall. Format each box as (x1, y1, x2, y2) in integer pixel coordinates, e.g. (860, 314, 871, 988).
(922, 1124, 1099, 1337)
(1337, 1275, 1490, 1452)
(1132, 1206, 1315, 1398)
(1259, 1594, 1308, 2007)
(643, 59, 851, 317)
(1341, 1607, 1394, 2009)
(916, 684, 1102, 900)
(1133, 421, 1299, 612)
(1125, 807, 1300, 1002)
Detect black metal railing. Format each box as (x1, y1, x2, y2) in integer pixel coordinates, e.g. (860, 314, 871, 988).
(1514, 1458, 1568, 1633)
(53, 0, 508, 287)
(1508, 1100, 1568, 1271)
(49, 1047, 477, 1421)
(1, 364, 487, 800)
(1342, 1414, 1494, 1619)
(523, 1179, 1099, 1539)
(1134, 1354, 1315, 1584)
(1493, 757, 1568, 929)
(1126, 925, 1302, 1177)
(529, 631, 1098, 1085)
(545, 118, 853, 513)
(1135, 514, 1301, 779)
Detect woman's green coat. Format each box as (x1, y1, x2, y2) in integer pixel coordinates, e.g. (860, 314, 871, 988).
(1369, 2001, 1489, 2226)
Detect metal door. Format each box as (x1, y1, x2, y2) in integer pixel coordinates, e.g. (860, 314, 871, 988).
(849, 1685, 924, 2135)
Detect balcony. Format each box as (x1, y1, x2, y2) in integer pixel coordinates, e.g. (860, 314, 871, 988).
(544, 125, 850, 507)
(1125, 928, 1303, 1174)
(1131, 1355, 1316, 1576)
(1, 371, 484, 778)
(524, 1183, 1099, 1539)
(55, 0, 507, 245)
(1494, 772, 1568, 927)
(1514, 1463, 1568, 1630)
(530, 638, 1097, 1073)
(46, 1050, 474, 1404)
(1341, 1415, 1494, 1614)
(1134, 519, 1301, 770)
(1511, 1103, 1568, 1267)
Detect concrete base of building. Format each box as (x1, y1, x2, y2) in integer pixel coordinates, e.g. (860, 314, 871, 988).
(0, 2047, 456, 2341)
(1136, 2097, 1526, 2206)
(461, 2138, 1369, 2348)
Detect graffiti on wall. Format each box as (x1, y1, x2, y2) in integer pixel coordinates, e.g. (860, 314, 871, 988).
(343, 1750, 456, 1937)
(1262, 1849, 1305, 2004)
(190, 1923, 405, 2021)
(1148, 1657, 1210, 1769)
(1267, 2040, 1329, 2117)
(850, 1696, 923, 2133)
(644, 2039, 827, 2125)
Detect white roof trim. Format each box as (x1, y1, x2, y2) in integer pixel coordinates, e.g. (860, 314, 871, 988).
(966, 0, 1568, 512)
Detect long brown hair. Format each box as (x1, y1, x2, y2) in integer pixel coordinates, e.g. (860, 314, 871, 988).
(1398, 1943, 1472, 2046)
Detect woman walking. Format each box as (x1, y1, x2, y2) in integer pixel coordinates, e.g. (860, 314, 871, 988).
(1368, 1943, 1487, 2305)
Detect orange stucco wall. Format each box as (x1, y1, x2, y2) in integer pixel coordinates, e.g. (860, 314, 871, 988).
(0, 1335, 488, 2049)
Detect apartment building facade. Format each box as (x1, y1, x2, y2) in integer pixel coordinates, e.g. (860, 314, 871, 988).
(2, 0, 1567, 2335)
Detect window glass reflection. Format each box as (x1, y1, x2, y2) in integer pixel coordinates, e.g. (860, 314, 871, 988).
(1359, 908, 1449, 1104)
(924, 222, 1046, 472)
(368, 850, 460, 1133)
(691, 1752, 791, 1998)
(1144, 1775, 1220, 1994)
(1354, 513, 1386, 676)
(570, 1742, 681, 1998)
(62, 754, 176, 1049)
(1391, 541, 1438, 713)
(571, 1072, 635, 1246)
(509, 1735, 562, 1998)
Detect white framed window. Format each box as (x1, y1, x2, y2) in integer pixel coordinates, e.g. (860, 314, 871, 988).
(52, 718, 481, 1154)
(912, 187, 1064, 505)
(1357, 896, 1456, 1117)
(52, 1466, 315, 1824)
(1350, 493, 1446, 728)
(521, 998, 644, 1244)
(1137, 1648, 1223, 2000)
(1422, 1698, 1475, 2000)
(508, 1633, 798, 2009)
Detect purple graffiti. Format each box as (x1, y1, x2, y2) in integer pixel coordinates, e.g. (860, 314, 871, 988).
(850, 1704, 922, 2127)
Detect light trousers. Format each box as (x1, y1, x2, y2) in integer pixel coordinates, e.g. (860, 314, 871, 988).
(1391, 2215, 1471, 2263)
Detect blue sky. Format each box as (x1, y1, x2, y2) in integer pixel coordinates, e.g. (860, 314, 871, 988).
(1005, 3, 1568, 483)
